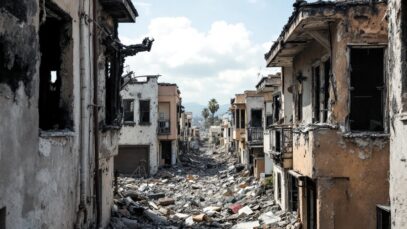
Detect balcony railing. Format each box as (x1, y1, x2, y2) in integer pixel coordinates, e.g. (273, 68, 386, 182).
(158, 119, 170, 135)
(271, 126, 293, 156)
(248, 127, 264, 142)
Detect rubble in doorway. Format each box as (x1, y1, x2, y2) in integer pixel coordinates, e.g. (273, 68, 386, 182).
(109, 143, 300, 229)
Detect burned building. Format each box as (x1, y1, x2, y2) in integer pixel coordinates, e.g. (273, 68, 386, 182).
(265, 1, 389, 228)
(0, 0, 152, 228)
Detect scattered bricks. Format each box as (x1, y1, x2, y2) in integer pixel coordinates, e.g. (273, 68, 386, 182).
(148, 201, 159, 210)
(239, 182, 248, 189)
(158, 197, 175, 206)
(228, 203, 243, 214)
(192, 214, 208, 222)
(148, 193, 165, 200)
(174, 213, 189, 220)
(158, 207, 169, 216)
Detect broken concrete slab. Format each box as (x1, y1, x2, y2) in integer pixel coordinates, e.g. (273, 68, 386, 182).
(231, 221, 260, 229)
(158, 197, 175, 206)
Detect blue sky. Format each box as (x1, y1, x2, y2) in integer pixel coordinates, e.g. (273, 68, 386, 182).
(118, 0, 296, 105)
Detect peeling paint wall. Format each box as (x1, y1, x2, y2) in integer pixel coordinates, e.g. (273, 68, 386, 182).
(388, 0, 407, 228)
(119, 78, 159, 175)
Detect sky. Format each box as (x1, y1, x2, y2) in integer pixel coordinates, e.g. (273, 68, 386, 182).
(118, 0, 297, 105)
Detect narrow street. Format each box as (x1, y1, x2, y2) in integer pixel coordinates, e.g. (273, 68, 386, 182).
(110, 139, 300, 229)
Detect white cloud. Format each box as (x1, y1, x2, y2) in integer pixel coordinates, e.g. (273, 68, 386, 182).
(121, 17, 278, 105)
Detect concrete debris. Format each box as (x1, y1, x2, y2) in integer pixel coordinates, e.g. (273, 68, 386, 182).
(109, 141, 301, 228)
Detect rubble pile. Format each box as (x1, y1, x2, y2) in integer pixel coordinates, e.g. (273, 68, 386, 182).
(109, 144, 300, 229)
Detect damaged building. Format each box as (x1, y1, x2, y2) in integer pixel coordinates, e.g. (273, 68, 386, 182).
(0, 0, 153, 228)
(388, 0, 407, 228)
(118, 75, 160, 176)
(265, 0, 390, 228)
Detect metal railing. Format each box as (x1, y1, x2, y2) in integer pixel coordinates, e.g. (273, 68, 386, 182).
(158, 119, 170, 135)
(272, 126, 293, 154)
(248, 127, 264, 142)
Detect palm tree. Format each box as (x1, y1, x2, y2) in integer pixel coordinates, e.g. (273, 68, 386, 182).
(208, 98, 219, 125)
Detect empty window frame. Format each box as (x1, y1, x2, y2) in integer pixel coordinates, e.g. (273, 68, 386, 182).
(376, 205, 391, 229)
(273, 94, 281, 123)
(288, 175, 299, 212)
(275, 130, 281, 153)
(251, 109, 262, 127)
(277, 172, 282, 201)
(139, 100, 150, 124)
(349, 47, 385, 131)
(122, 99, 134, 122)
(38, 3, 73, 131)
(240, 109, 246, 129)
(236, 109, 240, 128)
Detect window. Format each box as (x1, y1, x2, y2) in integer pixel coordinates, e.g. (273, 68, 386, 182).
(139, 100, 150, 124)
(0, 207, 5, 229)
(236, 109, 240, 129)
(38, 3, 73, 131)
(240, 109, 246, 129)
(251, 109, 262, 127)
(122, 99, 134, 122)
(273, 94, 281, 123)
(313, 65, 321, 122)
(275, 130, 281, 152)
(349, 48, 385, 131)
(288, 175, 298, 212)
(376, 205, 391, 229)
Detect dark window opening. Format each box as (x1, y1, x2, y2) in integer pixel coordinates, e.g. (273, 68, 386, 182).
(251, 109, 262, 127)
(39, 5, 72, 131)
(275, 130, 281, 152)
(313, 66, 321, 122)
(277, 173, 282, 201)
(0, 207, 5, 229)
(307, 179, 317, 229)
(288, 175, 298, 212)
(273, 94, 281, 123)
(376, 205, 391, 229)
(161, 141, 172, 165)
(122, 99, 134, 122)
(240, 109, 246, 129)
(232, 111, 235, 127)
(236, 109, 240, 128)
(297, 92, 303, 121)
(139, 100, 150, 124)
(350, 48, 385, 131)
(105, 38, 122, 126)
(228, 127, 231, 137)
(323, 60, 331, 122)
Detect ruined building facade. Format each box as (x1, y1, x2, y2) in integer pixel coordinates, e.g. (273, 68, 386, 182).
(0, 0, 146, 228)
(265, 1, 389, 228)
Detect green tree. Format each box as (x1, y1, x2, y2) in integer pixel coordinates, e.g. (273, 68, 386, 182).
(201, 108, 210, 120)
(208, 98, 219, 125)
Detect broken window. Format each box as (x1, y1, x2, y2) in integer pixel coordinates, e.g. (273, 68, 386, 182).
(139, 100, 150, 124)
(312, 65, 321, 122)
(240, 109, 246, 129)
(273, 94, 281, 123)
(376, 205, 391, 229)
(251, 109, 262, 127)
(277, 173, 282, 201)
(38, 3, 73, 131)
(288, 175, 298, 212)
(123, 99, 134, 122)
(349, 48, 385, 131)
(275, 130, 281, 152)
(0, 207, 5, 229)
(236, 109, 240, 129)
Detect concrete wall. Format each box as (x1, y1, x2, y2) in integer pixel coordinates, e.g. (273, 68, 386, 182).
(388, 0, 407, 227)
(119, 78, 159, 175)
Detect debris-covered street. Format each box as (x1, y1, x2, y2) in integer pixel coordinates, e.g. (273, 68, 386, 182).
(110, 140, 300, 229)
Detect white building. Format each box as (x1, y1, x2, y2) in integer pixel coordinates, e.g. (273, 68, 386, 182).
(118, 76, 159, 176)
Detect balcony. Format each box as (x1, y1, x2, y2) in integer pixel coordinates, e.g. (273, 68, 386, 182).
(158, 119, 170, 135)
(248, 127, 264, 144)
(270, 126, 293, 168)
